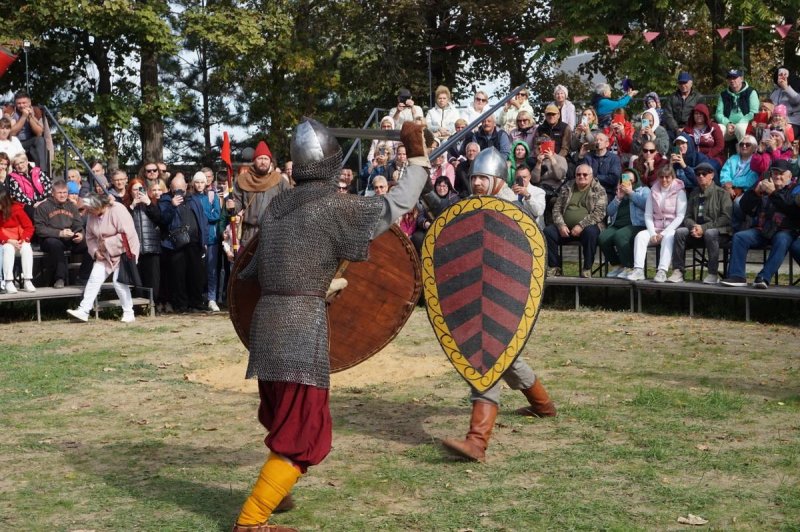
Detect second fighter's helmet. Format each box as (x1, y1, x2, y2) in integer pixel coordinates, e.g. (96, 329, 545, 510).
(468, 147, 507, 195)
(290, 117, 343, 183)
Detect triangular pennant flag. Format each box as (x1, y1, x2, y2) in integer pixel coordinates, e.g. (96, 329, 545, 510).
(502, 36, 520, 44)
(444, 44, 459, 50)
(221, 132, 232, 173)
(717, 28, 732, 39)
(776, 24, 793, 39)
(472, 39, 489, 46)
(684, 29, 698, 36)
(738, 25, 754, 30)
(573, 35, 589, 44)
(643, 31, 660, 43)
(607, 34, 623, 51)
(0, 46, 18, 79)
(543, 37, 556, 43)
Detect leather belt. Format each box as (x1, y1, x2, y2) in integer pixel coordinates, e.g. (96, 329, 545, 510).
(262, 288, 326, 298)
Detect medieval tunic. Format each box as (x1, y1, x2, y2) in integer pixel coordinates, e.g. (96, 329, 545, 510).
(231, 167, 291, 248)
(237, 167, 429, 469)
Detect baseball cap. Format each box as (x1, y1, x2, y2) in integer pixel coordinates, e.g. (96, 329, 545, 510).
(674, 134, 689, 144)
(694, 162, 715, 174)
(769, 159, 792, 172)
(544, 104, 560, 115)
(677, 72, 693, 83)
(727, 69, 743, 79)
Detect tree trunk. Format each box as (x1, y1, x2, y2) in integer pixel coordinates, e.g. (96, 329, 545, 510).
(140, 46, 164, 163)
(88, 37, 119, 169)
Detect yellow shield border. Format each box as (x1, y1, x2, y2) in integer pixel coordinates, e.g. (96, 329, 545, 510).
(421, 196, 546, 393)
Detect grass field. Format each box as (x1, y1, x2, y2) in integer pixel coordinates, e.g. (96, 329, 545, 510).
(0, 308, 798, 531)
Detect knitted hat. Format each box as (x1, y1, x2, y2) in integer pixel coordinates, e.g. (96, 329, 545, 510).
(770, 129, 786, 143)
(773, 104, 788, 117)
(253, 141, 272, 161)
(192, 171, 207, 183)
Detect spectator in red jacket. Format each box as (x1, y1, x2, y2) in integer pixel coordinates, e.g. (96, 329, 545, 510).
(0, 186, 35, 293)
(684, 103, 725, 168)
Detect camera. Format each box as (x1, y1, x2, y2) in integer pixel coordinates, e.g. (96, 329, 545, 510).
(174, 189, 185, 197)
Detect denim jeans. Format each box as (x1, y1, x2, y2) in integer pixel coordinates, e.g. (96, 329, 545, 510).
(727, 228, 796, 281)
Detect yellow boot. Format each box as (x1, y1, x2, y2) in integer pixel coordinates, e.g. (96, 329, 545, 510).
(235, 453, 301, 529)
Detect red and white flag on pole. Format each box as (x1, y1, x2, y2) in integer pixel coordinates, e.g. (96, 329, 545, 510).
(0, 47, 17, 79)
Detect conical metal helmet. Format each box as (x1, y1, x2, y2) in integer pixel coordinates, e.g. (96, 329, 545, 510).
(290, 117, 343, 182)
(469, 147, 506, 180)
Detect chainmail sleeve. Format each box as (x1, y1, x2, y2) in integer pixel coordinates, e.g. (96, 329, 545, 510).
(373, 164, 430, 237)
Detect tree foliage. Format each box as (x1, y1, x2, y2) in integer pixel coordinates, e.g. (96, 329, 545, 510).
(1, 0, 799, 168)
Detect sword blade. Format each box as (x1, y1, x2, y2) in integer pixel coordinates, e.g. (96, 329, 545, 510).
(329, 128, 401, 141)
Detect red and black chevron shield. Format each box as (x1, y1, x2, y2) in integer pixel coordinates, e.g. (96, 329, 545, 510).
(421, 196, 546, 393)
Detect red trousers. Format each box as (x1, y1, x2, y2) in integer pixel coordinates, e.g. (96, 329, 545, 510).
(257, 380, 332, 473)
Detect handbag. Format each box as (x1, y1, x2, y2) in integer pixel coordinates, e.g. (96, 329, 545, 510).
(116, 233, 142, 287)
(168, 224, 191, 249)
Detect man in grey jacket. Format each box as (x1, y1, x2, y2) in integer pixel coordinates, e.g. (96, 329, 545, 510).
(662, 72, 703, 138)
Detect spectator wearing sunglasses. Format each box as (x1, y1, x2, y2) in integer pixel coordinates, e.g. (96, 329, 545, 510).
(498, 89, 533, 133)
(462, 90, 490, 129)
(719, 134, 765, 199)
(632, 141, 668, 188)
(668, 162, 732, 284)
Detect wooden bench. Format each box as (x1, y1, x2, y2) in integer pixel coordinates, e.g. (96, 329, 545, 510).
(0, 283, 154, 322)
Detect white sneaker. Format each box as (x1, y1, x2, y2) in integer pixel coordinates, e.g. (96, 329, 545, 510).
(667, 270, 684, 283)
(4, 281, 17, 294)
(67, 308, 89, 322)
(120, 311, 135, 323)
(23, 280, 36, 292)
(208, 300, 220, 312)
(619, 267, 634, 280)
(653, 269, 667, 283)
(627, 268, 646, 281)
(606, 266, 625, 278)
(703, 274, 720, 285)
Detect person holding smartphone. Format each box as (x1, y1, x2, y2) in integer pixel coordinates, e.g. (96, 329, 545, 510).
(126, 177, 162, 303)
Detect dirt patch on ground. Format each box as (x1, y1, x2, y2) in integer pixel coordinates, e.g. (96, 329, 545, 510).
(190, 334, 452, 392)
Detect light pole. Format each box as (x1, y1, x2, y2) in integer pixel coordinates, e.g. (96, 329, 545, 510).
(23, 40, 30, 94)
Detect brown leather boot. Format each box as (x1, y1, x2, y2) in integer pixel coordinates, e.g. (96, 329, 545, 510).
(231, 523, 297, 532)
(515, 378, 557, 417)
(442, 400, 498, 462)
(273, 494, 295, 513)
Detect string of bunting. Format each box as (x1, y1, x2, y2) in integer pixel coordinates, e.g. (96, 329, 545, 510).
(433, 24, 796, 51)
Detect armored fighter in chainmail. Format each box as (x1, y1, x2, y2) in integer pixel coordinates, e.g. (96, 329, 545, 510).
(231, 119, 431, 532)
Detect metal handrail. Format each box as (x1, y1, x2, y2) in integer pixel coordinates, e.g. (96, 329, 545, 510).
(41, 105, 105, 192)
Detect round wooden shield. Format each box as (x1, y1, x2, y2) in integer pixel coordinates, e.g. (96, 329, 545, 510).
(228, 225, 422, 373)
(421, 196, 546, 393)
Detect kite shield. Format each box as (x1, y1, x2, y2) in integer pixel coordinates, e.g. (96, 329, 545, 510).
(421, 196, 546, 393)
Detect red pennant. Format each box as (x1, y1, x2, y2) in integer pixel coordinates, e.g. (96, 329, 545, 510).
(738, 25, 754, 30)
(717, 28, 732, 39)
(0, 46, 18, 79)
(643, 31, 660, 43)
(543, 37, 556, 43)
(221, 132, 232, 172)
(572, 35, 589, 44)
(684, 29, 698, 36)
(776, 24, 793, 39)
(472, 39, 489, 46)
(607, 34, 623, 51)
(502, 36, 520, 44)
(444, 44, 459, 50)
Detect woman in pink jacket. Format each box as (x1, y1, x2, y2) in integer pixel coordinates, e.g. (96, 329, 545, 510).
(624, 165, 687, 282)
(67, 194, 141, 323)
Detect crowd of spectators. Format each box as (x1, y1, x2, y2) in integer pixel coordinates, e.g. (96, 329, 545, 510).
(3, 66, 800, 319)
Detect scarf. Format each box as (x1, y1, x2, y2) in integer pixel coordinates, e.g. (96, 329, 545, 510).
(236, 167, 284, 192)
